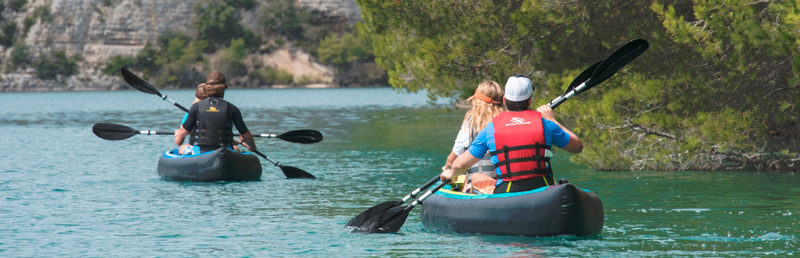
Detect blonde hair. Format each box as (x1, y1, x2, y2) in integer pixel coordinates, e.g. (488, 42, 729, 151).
(464, 80, 505, 139)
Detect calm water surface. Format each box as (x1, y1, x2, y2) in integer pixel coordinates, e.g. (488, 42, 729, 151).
(1, 88, 797, 256)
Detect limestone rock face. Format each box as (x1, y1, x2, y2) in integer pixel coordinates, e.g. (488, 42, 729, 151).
(297, 0, 361, 29)
(1, 0, 362, 91)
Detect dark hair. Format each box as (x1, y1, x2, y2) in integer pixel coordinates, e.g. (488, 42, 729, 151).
(206, 71, 227, 86)
(504, 98, 531, 111)
(205, 71, 227, 98)
(195, 83, 208, 99)
(205, 83, 226, 98)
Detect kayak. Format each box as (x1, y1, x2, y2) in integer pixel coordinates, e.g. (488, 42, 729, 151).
(420, 183, 603, 237)
(157, 147, 262, 182)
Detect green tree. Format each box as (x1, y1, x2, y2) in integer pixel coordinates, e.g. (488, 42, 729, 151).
(33, 50, 79, 80)
(8, 0, 26, 12)
(260, 0, 311, 40)
(357, 0, 800, 171)
(194, 1, 260, 51)
(112, 32, 207, 87)
(316, 30, 374, 84)
(0, 22, 17, 47)
(10, 42, 30, 70)
(215, 38, 248, 78)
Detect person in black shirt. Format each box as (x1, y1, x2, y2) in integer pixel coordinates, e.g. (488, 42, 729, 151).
(174, 71, 256, 154)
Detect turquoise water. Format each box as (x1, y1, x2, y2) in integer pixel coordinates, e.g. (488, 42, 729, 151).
(1, 88, 797, 256)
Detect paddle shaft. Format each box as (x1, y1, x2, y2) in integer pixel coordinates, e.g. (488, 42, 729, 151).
(548, 81, 587, 109)
(162, 94, 190, 113)
(123, 129, 296, 138)
(408, 179, 449, 207)
(232, 138, 278, 166)
(400, 175, 440, 203)
(135, 130, 173, 136)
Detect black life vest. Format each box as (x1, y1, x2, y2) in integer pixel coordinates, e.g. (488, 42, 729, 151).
(488, 110, 551, 181)
(189, 97, 233, 147)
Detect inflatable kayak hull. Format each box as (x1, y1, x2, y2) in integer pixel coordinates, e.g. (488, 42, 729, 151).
(420, 183, 603, 237)
(157, 148, 262, 182)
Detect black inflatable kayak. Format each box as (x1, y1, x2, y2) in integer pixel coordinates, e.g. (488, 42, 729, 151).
(420, 183, 603, 237)
(157, 147, 262, 182)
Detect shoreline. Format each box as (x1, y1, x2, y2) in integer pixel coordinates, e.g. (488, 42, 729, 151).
(0, 84, 396, 92)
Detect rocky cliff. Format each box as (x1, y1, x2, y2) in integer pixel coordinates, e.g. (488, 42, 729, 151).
(0, 0, 362, 92)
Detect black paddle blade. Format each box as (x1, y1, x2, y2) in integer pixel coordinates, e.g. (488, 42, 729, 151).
(278, 129, 323, 144)
(566, 60, 602, 93)
(586, 39, 649, 88)
(279, 165, 316, 179)
(351, 205, 411, 234)
(92, 123, 137, 140)
(121, 68, 161, 96)
(346, 201, 402, 227)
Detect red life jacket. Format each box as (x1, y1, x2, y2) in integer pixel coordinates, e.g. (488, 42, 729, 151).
(489, 110, 551, 181)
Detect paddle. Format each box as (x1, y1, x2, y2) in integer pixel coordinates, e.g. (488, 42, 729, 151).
(349, 39, 650, 234)
(121, 68, 189, 113)
(119, 68, 317, 179)
(351, 179, 450, 234)
(549, 39, 649, 109)
(92, 123, 323, 143)
(345, 175, 440, 227)
(231, 138, 315, 179)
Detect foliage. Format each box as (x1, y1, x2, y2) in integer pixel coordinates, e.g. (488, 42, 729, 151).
(32, 50, 79, 80)
(357, 0, 800, 171)
(7, 0, 26, 12)
(150, 32, 208, 86)
(214, 38, 248, 79)
(32, 5, 51, 23)
(317, 31, 373, 68)
(194, 1, 260, 51)
(0, 22, 16, 47)
(10, 42, 30, 70)
(248, 66, 293, 85)
(225, 0, 255, 10)
(103, 55, 137, 75)
(22, 16, 33, 33)
(316, 30, 375, 84)
(260, 0, 312, 41)
(107, 31, 206, 87)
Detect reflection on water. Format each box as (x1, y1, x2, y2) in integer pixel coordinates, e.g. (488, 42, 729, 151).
(0, 88, 797, 256)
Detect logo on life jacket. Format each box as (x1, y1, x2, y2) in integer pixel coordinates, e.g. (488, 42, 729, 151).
(206, 106, 220, 112)
(505, 117, 531, 126)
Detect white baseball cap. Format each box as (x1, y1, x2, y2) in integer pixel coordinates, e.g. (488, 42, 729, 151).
(504, 76, 533, 101)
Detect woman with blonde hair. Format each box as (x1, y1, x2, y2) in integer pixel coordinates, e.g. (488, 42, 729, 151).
(443, 80, 505, 193)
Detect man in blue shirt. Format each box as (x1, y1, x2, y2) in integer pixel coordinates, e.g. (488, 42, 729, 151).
(442, 76, 583, 193)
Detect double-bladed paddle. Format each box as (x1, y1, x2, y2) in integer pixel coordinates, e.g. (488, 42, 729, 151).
(118, 68, 318, 179)
(121, 68, 189, 113)
(348, 38, 649, 233)
(92, 123, 323, 143)
(351, 179, 450, 234)
(345, 175, 440, 227)
(549, 38, 649, 109)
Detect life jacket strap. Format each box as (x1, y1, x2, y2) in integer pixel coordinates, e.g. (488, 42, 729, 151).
(488, 144, 550, 156)
(495, 167, 552, 179)
(494, 156, 550, 167)
(466, 165, 496, 173)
